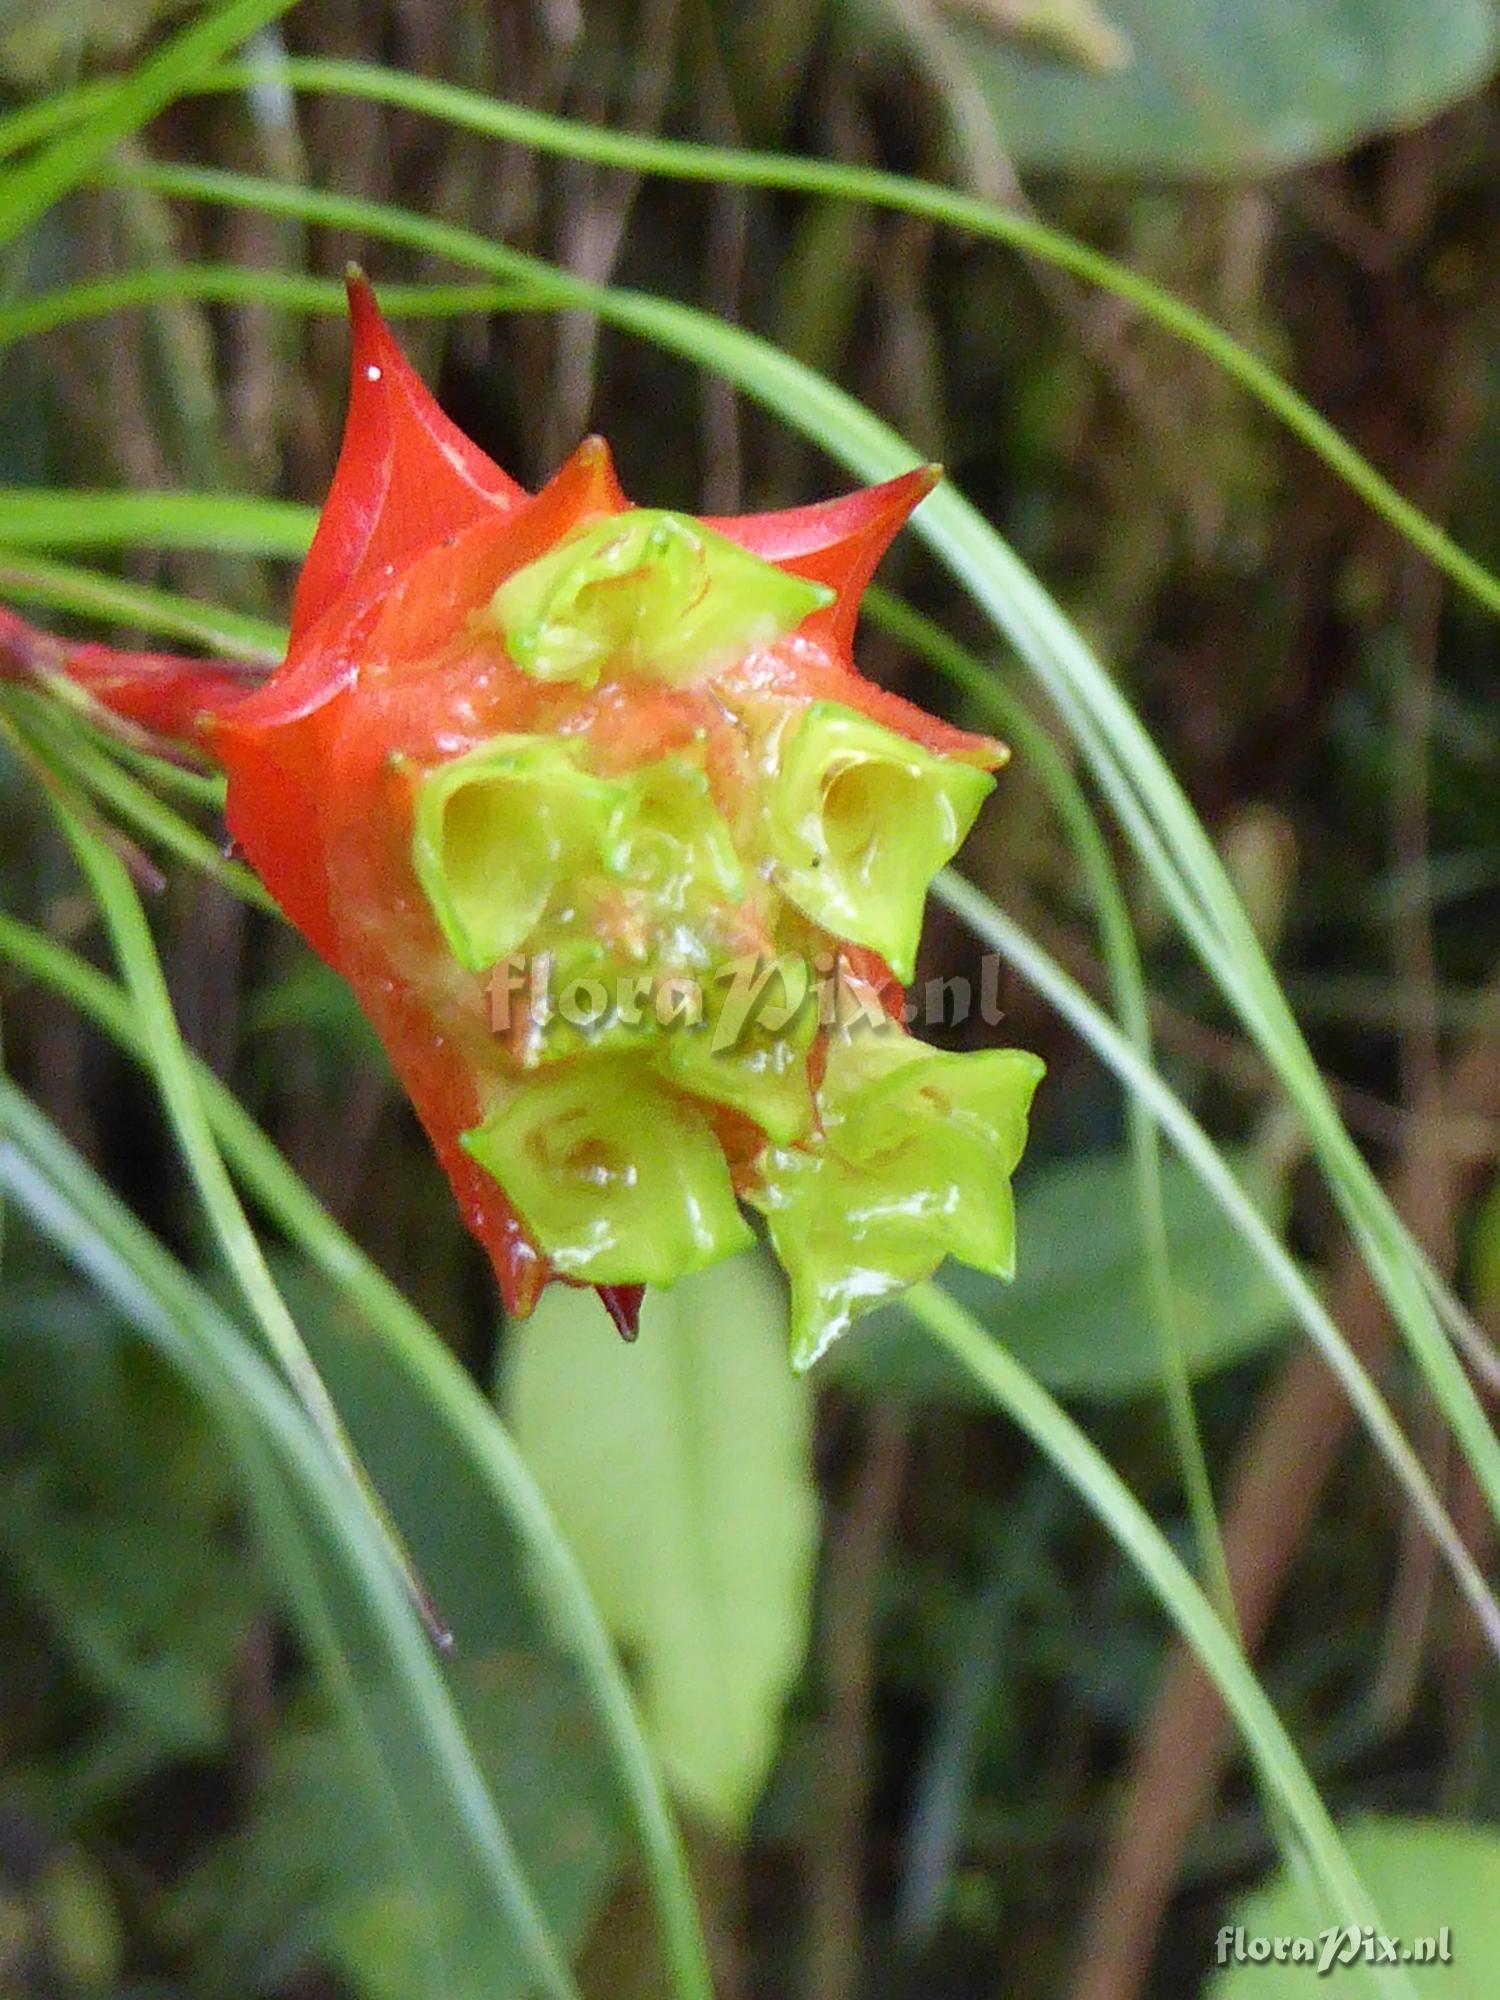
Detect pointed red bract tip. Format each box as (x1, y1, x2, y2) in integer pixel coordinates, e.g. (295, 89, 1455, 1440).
(709, 465, 941, 646)
(495, 434, 629, 573)
(598, 1284, 645, 1341)
(288, 272, 528, 646)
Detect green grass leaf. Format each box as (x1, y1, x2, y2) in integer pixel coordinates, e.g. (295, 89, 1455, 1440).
(0, 485, 314, 555)
(933, 868, 1500, 1656)
(0, 0, 303, 253)
(0, 547, 286, 659)
(912, 1287, 1415, 1999)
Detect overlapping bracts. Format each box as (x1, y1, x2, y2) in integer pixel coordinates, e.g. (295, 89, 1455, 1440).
(47, 278, 1043, 1366)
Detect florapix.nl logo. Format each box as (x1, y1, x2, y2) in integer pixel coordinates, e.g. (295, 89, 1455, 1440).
(484, 949, 1013, 1051)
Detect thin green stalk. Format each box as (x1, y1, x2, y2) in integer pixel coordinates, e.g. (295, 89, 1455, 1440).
(6, 740, 447, 1645)
(3, 687, 274, 909)
(87, 728, 227, 809)
(0, 912, 716, 2000)
(0, 547, 285, 661)
(0, 79, 120, 163)
(0, 486, 316, 556)
(906, 1282, 1410, 2000)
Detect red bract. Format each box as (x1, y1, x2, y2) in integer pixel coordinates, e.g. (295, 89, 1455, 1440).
(20, 277, 1043, 1366)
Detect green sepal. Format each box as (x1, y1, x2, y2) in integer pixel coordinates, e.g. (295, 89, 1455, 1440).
(411, 735, 621, 972)
(489, 510, 833, 688)
(748, 1027, 1044, 1370)
(764, 702, 994, 982)
(461, 1057, 753, 1285)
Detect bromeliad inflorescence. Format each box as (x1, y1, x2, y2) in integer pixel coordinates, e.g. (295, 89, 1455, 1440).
(19, 277, 1043, 1369)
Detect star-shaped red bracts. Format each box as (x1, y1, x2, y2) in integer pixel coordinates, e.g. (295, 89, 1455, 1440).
(14, 277, 1042, 1366)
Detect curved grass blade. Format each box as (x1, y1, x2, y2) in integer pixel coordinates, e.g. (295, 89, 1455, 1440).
(0, 268, 531, 347)
(865, 590, 1234, 1618)
(0, 0, 303, 255)
(0, 487, 315, 557)
(931, 866, 1500, 1657)
(0, 79, 119, 163)
(0, 913, 717, 2000)
(0, 548, 286, 662)
(3, 685, 273, 908)
(905, 1280, 1412, 2000)
(0, 1075, 585, 2000)
(6, 740, 448, 1645)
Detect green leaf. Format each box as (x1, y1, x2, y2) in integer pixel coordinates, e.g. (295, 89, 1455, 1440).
(502, 1254, 819, 1833)
(1207, 1816, 1496, 1995)
(832, 1145, 1292, 1404)
(915, 0, 1500, 178)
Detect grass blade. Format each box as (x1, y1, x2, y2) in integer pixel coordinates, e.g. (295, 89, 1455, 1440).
(0, 912, 717, 2000)
(0, 1075, 585, 2000)
(907, 1282, 1411, 2000)
(932, 867, 1500, 1656)
(0, 548, 286, 661)
(0, 0, 304, 254)
(0, 268, 530, 345)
